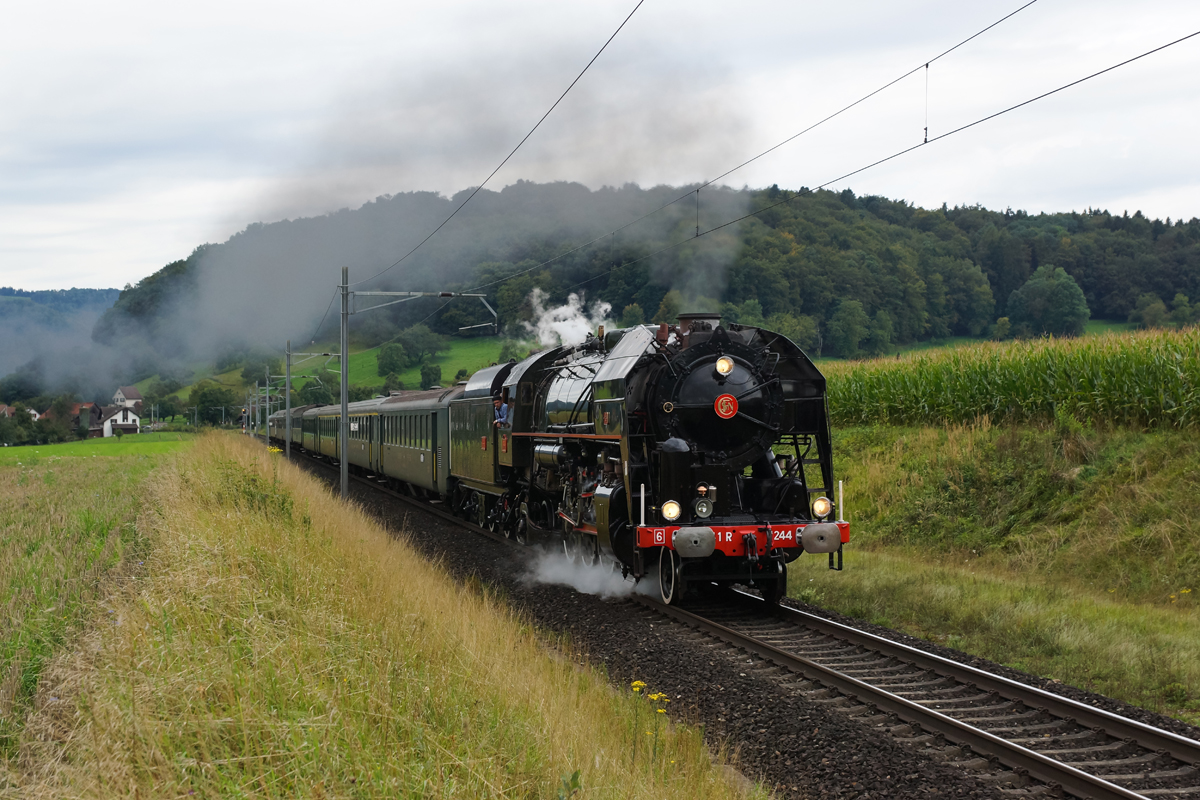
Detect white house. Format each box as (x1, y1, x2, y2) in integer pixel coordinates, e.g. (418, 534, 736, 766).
(112, 386, 143, 409)
(99, 406, 140, 437)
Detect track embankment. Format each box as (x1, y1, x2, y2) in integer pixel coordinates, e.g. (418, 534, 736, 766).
(295, 450, 1009, 798)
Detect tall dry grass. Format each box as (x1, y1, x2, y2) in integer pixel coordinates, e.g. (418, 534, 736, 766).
(824, 326, 1200, 429)
(14, 435, 766, 799)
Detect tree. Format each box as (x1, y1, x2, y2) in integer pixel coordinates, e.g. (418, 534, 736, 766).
(36, 395, 76, 443)
(189, 381, 238, 425)
(377, 342, 408, 377)
(735, 299, 765, 327)
(1006, 265, 1089, 337)
(1128, 293, 1168, 328)
(620, 303, 645, 328)
(3, 403, 37, 445)
(653, 291, 683, 324)
(299, 381, 333, 406)
(158, 395, 182, 422)
(825, 300, 871, 358)
(241, 357, 282, 384)
(498, 339, 526, 362)
(347, 385, 378, 402)
(454, 368, 469, 382)
(1170, 293, 1196, 326)
(394, 324, 448, 365)
(992, 317, 1012, 340)
(765, 312, 820, 352)
(420, 364, 442, 390)
(864, 310, 894, 356)
(384, 373, 405, 393)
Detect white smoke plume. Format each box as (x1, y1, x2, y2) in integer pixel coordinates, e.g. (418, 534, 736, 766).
(521, 547, 656, 600)
(523, 288, 613, 348)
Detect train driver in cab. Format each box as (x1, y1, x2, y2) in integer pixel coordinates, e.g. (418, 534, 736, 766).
(492, 391, 508, 427)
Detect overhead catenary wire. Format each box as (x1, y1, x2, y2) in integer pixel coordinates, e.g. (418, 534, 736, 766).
(308, 288, 340, 344)
(557, 27, 1200, 294)
(347, 0, 645, 290)
(462, 0, 1040, 295)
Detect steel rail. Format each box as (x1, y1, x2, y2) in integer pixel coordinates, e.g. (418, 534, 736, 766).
(726, 588, 1200, 767)
(636, 593, 1149, 800)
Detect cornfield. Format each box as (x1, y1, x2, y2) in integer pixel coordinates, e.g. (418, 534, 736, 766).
(823, 327, 1200, 429)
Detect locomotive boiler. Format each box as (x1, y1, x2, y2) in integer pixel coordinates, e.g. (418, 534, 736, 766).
(270, 311, 848, 604)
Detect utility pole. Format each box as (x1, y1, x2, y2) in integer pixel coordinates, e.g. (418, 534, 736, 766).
(340, 267, 349, 499)
(285, 340, 292, 460)
(264, 364, 271, 443)
(253, 382, 258, 436)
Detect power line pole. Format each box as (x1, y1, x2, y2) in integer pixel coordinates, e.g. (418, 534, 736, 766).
(285, 340, 292, 460)
(264, 364, 271, 444)
(340, 267, 349, 499)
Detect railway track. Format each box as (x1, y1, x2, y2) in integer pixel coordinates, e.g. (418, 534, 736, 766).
(286, 443, 1200, 799)
(635, 590, 1200, 799)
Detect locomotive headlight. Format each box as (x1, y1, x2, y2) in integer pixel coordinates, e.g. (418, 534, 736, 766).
(693, 497, 714, 519)
(661, 500, 682, 521)
(715, 355, 735, 376)
(812, 496, 833, 519)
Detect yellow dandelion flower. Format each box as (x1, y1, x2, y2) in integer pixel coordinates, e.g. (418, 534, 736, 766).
(1182, 588, 1192, 594)
(656, 709, 666, 714)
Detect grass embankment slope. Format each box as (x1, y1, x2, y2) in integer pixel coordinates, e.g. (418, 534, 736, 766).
(6, 434, 764, 799)
(799, 327, 1200, 725)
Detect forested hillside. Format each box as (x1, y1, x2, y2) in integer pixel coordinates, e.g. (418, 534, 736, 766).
(4, 181, 1198, 405)
(0, 287, 121, 377)
(91, 182, 1200, 365)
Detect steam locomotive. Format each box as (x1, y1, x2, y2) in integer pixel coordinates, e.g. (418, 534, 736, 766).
(268, 312, 848, 604)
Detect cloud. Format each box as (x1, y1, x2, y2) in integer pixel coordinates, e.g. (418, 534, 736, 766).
(4, 0, 1200, 292)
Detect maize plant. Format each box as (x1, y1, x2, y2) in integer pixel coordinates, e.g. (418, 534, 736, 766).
(824, 327, 1200, 429)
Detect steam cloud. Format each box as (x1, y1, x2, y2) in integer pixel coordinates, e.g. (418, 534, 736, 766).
(521, 547, 656, 600)
(523, 288, 613, 348)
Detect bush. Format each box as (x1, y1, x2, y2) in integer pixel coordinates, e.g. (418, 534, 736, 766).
(377, 343, 408, 377)
(1007, 265, 1089, 337)
(420, 364, 442, 390)
(620, 303, 644, 328)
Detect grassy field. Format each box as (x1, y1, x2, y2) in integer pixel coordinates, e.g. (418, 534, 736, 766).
(794, 422, 1200, 724)
(824, 326, 1200, 429)
(291, 336, 507, 391)
(0, 454, 163, 762)
(0, 432, 196, 465)
(7, 434, 765, 799)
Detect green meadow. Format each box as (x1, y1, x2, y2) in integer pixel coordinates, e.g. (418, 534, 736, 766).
(0, 432, 195, 465)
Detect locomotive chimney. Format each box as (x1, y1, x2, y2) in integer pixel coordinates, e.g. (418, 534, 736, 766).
(676, 311, 721, 350)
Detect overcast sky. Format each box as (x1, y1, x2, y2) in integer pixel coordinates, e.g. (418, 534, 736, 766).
(4, 0, 1199, 291)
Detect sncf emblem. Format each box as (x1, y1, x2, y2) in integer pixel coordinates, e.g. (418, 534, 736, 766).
(714, 394, 738, 419)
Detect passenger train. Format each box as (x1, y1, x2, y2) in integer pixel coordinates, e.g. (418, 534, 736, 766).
(269, 312, 848, 604)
